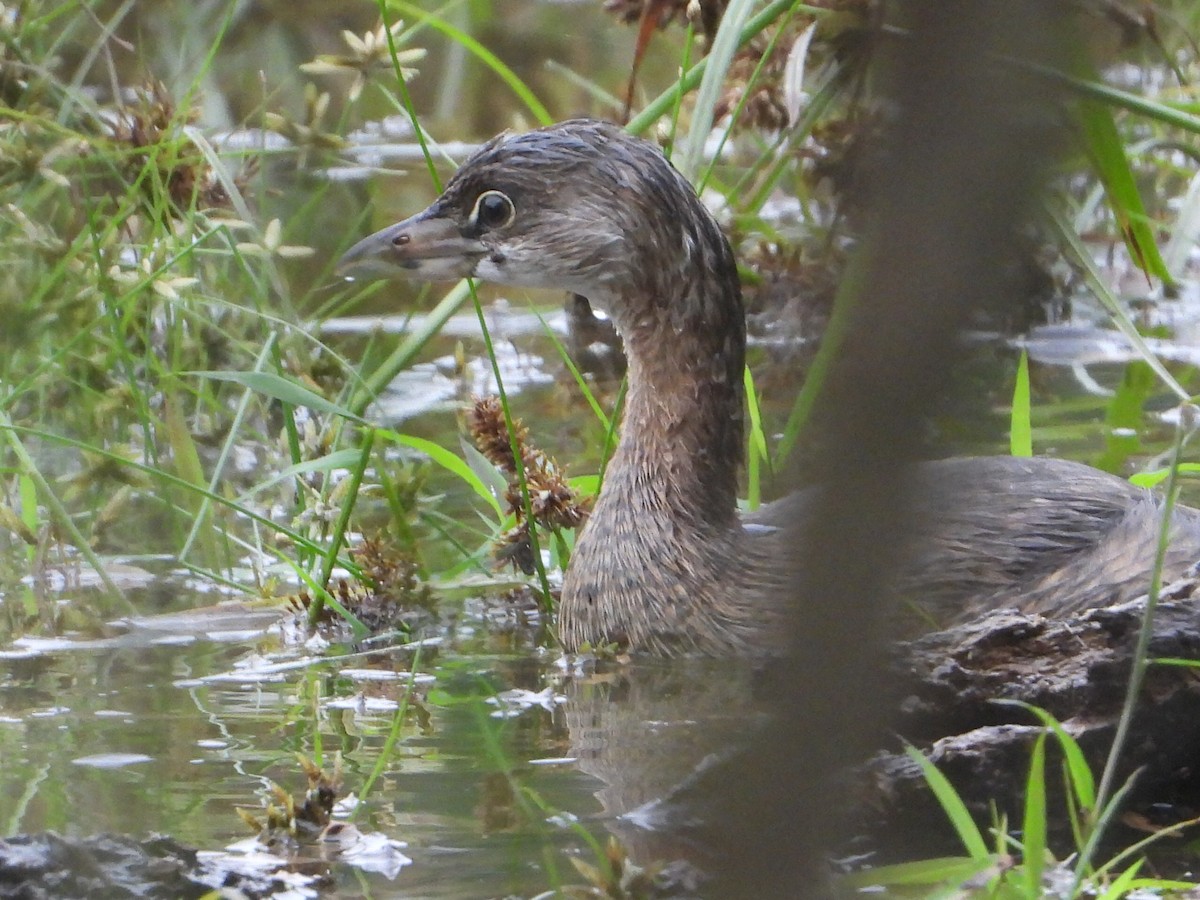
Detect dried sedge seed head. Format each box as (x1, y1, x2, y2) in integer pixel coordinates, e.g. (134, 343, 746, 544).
(468, 395, 526, 475)
(526, 470, 591, 530)
(109, 80, 234, 215)
(469, 395, 591, 572)
(495, 522, 536, 575)
(716, 39, 790, 132)
(344, 538, 436, 628)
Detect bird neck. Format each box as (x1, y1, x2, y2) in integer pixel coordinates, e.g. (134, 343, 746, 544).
(601, 269, 747, 531)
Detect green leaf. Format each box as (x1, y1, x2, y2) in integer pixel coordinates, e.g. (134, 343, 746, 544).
(570, 473, 600, 496)
(744, 366, 771, 509)
(1164, 169, 1200, 275)
(905, 744, 990, 861)
(237, 449, 365, 501)
(1049, 207, 1187, 403)
(1149, 656, 1200, 668)
(1129, 463, 1200, 489)
(1075, 92, 1171, 284)
(1022, 732, 1048, 896)
(839, 855, 994, 888)
(459, 439, 510, 511)
(3, 421, 327, 562)
(535, 306, 613, 430)
(995, 700, 1095, 812)
(1010, 350, 1033, 457)
(1096, 860, 1143, 900)
(379, 429, 502, 517)
(1125, 877, 1200, 891)
(349, 281, 469, 416)
(164, 395, 205, 493)
(680, 0, 757, 180)
(1018, 56, 1200, 136)
(18, 473, 38, 540)
(195, 370, 364, 423)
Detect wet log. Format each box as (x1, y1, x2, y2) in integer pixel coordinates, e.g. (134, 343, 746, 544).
(863, 576, 1200, 844)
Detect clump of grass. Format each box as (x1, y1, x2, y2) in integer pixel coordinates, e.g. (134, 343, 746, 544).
(237, 753, 344, 845)
(352, 536, 432, 612)
(561, 836, 669, 900)
(846, 704, 1199, 897)
(107, 79, 237, 217)
(285, 536, 433, 635)
(0, 3, 453, 628)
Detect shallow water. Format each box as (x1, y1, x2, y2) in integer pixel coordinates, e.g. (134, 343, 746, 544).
(0, 580, 598, 896)
(1, 575, 777, 896)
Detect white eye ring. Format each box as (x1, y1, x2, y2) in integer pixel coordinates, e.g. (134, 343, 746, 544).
(471, 190, 515, 229)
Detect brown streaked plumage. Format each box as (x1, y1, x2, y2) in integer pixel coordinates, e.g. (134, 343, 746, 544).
(340, 118, 1200, 656)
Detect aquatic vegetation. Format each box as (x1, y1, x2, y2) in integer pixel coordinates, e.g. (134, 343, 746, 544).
(299, 18, 426, 103)
(846, 707, 1200, 898)
(467, 394, 591, 576)
(1, 0, 1200, 895)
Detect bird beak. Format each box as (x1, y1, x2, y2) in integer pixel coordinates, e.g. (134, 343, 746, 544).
(337, 206, 485, 281)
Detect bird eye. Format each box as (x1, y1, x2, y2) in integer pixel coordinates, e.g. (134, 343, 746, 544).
(471, 190, 515, 230)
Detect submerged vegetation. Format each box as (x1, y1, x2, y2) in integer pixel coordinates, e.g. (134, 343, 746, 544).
(1, 0, 1200, 894)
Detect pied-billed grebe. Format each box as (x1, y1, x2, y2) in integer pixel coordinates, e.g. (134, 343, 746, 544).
(340, 118, 1200, 655)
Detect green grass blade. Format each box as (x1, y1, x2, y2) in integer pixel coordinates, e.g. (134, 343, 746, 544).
(1149, 656, 1200, 667)
(388, 1, 552, 126)
(1022, 732, 1048, 896)
(1014, 55, 1200, 135)
(236, 450, 366, 502)
(1087, 418, 1189, 882)
(1072, 767, 1142, 888)
(1126, 878, 1200, 891)
(0, 412, 130, 607)
(904, 744, 990, 861)
(379, 429, 503, 517)
(4, 423, 332, 562)
(181, 339, 277, 564)
(532, 307, 611, 430)
(349, 280, 470, 416)
(1164, 168, 1200, 275)
(839, 855, 994, 888)
(744, 366, 770, 510)
(1048, 206, 1187, 403)
(1129, 463, 1200, 488)
(1075, 93, 1171, 284)
(1010, 349, 1033, 457)
(353, 646, 422, 814)
(163, 389, 222, 568)
(626, 0, 806, 137)
(679, 0, 757, 180)
(460, 440, 512, 510)
(196, 370, 365, 424)
(1096, 361, 1153, 474)
(1094, 815, 1200, 884)
(311, 429, 375, 624)
(1096, 861, 1143, 900)
(995, 700, 1096, 812)
(773, 247, 864, 466)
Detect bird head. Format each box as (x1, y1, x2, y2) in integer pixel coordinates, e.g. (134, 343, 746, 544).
(338, 119, 734, 322)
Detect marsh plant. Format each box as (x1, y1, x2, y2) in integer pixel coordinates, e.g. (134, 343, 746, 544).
(2, 0, 1200, 893)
